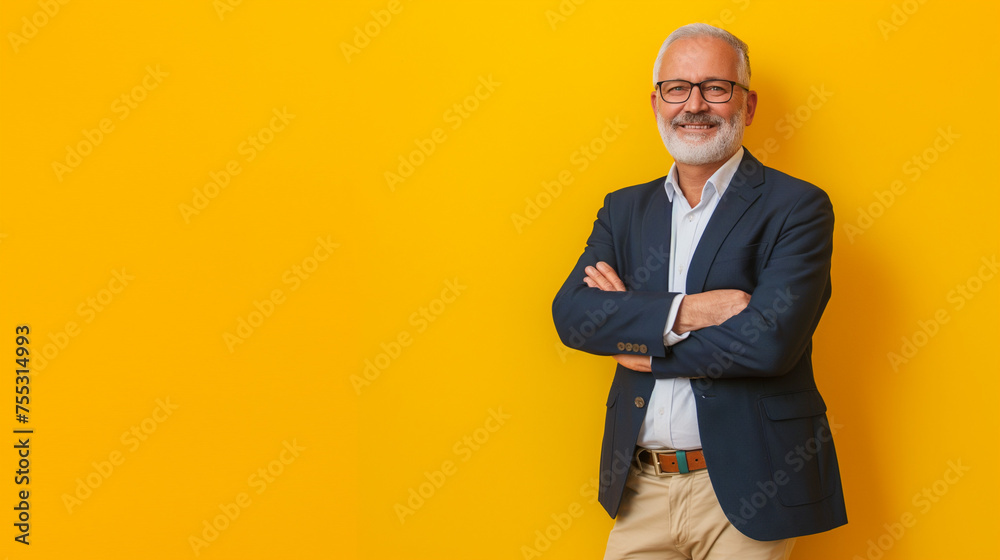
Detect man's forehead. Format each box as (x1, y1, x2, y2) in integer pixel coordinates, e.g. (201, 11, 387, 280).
(658, 36, 738, 78)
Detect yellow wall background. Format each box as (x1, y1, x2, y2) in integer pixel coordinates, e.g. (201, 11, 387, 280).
(1, 1, 998, 558)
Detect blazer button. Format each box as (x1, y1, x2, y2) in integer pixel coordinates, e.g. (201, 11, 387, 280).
(617, 342, 625, 351)
(639, 344, 647, 353)
(634, 397, 645, 408)
(625, 343, 633, 351)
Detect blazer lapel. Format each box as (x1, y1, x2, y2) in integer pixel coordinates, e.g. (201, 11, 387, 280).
(639, 182, 672, 292)
(686, 150, 764, 294)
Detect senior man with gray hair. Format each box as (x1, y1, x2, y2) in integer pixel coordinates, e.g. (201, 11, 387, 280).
(552, 23, 847, 559)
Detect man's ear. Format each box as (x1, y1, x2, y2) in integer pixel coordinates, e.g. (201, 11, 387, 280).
(651, 90, 659, 113)
(744, 89, 758, 126)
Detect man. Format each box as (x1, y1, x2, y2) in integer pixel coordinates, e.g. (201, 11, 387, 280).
(551, 23, 847, 559)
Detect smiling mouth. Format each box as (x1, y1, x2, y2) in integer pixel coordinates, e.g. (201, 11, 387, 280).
(678, 124, 715, 131)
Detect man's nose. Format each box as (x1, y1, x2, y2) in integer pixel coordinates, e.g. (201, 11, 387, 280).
(682, 84, 710, 112)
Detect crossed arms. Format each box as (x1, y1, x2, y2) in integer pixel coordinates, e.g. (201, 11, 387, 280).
(552, 186, 834, 379)
(582, 261, 749, 372)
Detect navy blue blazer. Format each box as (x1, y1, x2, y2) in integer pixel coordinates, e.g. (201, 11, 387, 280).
(552, 150, 847, 541)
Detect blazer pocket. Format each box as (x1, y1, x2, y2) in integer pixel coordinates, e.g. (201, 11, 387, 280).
(761, 390, 826, 420)
(758, 391, 836, 507)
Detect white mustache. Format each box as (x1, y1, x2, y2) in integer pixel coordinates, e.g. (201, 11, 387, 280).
(671, 114, 724, 127)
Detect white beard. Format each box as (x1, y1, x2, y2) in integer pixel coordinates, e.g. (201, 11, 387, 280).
(657, 107, 745, 166)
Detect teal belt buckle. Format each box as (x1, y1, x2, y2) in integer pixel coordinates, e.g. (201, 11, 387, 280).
(676, 450, 690, 474)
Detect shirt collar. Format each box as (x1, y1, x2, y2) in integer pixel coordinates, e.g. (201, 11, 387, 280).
(663, 147, 745, 204)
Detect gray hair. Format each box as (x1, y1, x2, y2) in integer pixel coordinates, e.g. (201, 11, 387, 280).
(652, 23, 751, 86)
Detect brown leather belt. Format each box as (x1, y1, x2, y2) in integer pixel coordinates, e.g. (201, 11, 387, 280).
(636, 448, 707, 475)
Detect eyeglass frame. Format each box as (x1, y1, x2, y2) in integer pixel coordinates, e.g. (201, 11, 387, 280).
(654, 79, 750, 104)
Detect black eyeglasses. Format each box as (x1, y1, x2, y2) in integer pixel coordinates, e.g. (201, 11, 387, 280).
(655, 79, 749, 104)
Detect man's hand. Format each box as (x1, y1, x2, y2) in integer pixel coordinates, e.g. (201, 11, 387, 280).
(585, 261, 750, 334)
(610, 288, 750, 371)
(673, 289, 750, 334)
(583, 261, 626, 292)
(613, 353, 651, 372)
(583, 262, 652, 372)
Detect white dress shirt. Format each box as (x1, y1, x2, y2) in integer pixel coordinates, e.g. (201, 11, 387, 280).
(635, 148, 745, 450)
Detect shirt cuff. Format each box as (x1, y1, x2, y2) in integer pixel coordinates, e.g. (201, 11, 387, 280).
(663, 294, 689, 346)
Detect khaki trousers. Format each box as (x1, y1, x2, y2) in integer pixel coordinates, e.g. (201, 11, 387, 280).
(603, 462, 794, 560)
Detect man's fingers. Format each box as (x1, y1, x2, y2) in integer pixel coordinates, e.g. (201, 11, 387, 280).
(585, 265, 615, 291)
(596, 261, 627, 291)
(582, 262, 628, 292)
(613, 353, 651, 372)
(719, 290, 751, 322)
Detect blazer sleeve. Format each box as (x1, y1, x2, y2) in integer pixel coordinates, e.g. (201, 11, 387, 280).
(552, 192, 681, 358)
(650, 186, 834, 379)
